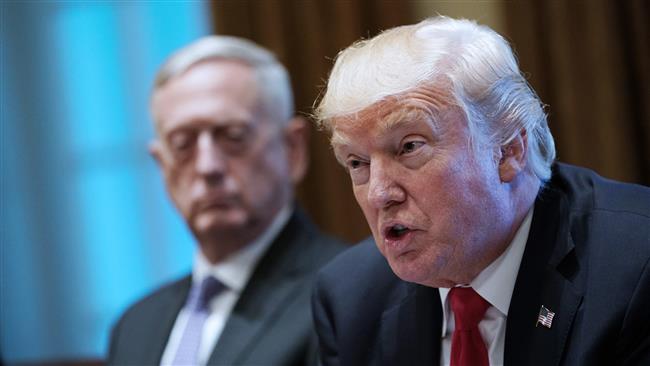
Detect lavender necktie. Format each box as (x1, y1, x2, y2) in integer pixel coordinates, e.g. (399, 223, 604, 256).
(172, 276, 224, 365)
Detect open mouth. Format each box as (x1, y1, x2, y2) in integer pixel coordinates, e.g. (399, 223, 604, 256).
(385, 224, 411, 240)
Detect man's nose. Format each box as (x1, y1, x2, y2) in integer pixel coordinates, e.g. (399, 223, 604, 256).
(195, 132, 226, 178)
(367, 160, 405, 209)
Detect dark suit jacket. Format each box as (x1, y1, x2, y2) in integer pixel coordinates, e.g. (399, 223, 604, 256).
(312, 163, 650, 366)
(108, 208, 344, 366)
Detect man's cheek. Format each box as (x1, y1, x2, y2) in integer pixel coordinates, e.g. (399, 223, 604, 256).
(352, 186, 368, 209)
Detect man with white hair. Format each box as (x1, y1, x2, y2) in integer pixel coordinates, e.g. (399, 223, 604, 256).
(108, 36, 343, 366)
(312, 16, 650, 366)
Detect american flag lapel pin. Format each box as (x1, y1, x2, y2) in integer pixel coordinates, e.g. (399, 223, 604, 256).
(536, 305, 555, 328)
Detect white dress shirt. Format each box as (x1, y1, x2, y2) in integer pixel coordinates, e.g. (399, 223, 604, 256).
(160, 205, 292, 366)
(439, 208, 534, 366)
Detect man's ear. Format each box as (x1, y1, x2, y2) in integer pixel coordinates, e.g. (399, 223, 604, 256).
(148, 140, 165, 166)
(284, 116, 309, 184)
(498, 129, 528, 183)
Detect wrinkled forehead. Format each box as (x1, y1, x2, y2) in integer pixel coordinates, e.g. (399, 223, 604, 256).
(150, 60, 282, 134)
(329, 85, 455, 146)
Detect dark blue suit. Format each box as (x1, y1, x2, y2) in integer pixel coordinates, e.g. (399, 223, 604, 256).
(313, 163, 650, 365)
(109, 208, 344, 366)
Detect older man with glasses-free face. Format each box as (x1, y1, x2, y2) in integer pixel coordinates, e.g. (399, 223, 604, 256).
(312, 16, 650, 366)
(108, 36, 344, 366)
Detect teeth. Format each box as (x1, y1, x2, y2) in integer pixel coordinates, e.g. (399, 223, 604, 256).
(390, 224, 409, 237)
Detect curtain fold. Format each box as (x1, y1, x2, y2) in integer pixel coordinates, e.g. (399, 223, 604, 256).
(505, 0, 649, 185)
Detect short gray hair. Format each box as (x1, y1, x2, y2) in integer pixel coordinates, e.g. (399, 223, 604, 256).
(154, 35, 294, 124)
(316, 16, 555, 182)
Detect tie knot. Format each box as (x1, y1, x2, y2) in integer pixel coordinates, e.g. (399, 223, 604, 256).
(449, 287, 490, 330)
(187, 276, 224, 311)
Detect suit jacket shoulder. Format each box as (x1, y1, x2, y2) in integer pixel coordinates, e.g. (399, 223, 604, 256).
(208, 208, 345, 366)
(108, 275, 191, 365)
(506, 163, 650, 365)
(109, 208, 345, 366)
(313, 238, 441, 366)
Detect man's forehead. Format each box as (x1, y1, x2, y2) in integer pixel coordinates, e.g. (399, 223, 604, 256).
(330, 101, 446, 150)
(150, 60, 269, 134)
(153, 61, 258, 102)
(330, 85, 451, 132)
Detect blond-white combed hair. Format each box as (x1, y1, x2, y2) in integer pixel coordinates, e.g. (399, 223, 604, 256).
(154, 35, 294, 124)
(316, 16, 556, 182)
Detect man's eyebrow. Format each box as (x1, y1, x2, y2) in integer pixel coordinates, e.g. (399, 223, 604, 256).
(330, 107, 437, 148)
(164, 117, 252, 133)
(377, 107, 437, 136)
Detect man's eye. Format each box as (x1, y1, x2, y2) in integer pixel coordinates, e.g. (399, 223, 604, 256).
(169, 132, 196, 152)
(400, 140, 424, 155)
(344, 157, 369, 185)
(345, 155, 368, 171)
(347, 159, 364, 170)
(225, 127, 247, 142)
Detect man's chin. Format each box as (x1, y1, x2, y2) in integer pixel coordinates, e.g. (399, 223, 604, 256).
(389, 259, 459, 288)
(387, 255, 438, 286)
(192, 211, 249, 236)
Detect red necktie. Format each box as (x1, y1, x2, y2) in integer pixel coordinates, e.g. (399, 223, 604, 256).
(449, 287, 490, 366)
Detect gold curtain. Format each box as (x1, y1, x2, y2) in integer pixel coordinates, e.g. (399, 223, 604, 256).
(211, 0, 413, 243)
(505, 0, 650, 185)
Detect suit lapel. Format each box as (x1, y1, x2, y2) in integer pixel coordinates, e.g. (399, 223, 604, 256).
(206, 210, 315, 365)
(379, 283, 441, 365)
(145, 276, 192, 364)
(505, 188, 584, 366)
(206, 276, 304, 363)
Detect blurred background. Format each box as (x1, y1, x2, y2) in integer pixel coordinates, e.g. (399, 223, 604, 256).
(1, 0, 648, 364)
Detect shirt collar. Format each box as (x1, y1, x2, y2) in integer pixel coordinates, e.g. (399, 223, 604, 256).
(439, 207, 534, 331)
(193, 205, 292, 293)
(471, 207, 534, 315)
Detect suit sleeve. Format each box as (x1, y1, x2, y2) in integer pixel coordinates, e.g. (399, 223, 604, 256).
(619, 255, 650, 365)
(311, 273, 341, 366)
